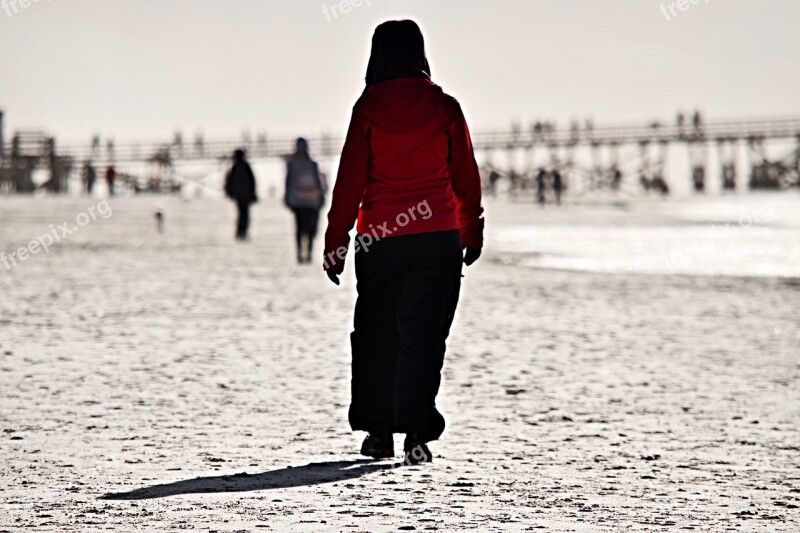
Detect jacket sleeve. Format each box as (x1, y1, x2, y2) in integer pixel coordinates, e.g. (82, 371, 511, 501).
(323, 108, 370, 272)
(447, 101, 485, 249)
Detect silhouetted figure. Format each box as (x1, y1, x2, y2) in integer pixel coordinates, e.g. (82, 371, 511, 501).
(552, 169, 563, 205)
(82, 161, 96, 195)
(536, 168, 547, 205)
(533, 121, 543, 140)
(639, 172, 652, 191)
(323, 20, 483, 465)
(105, 165, 116, 196)
(612, 166, 622, 190)
(693, 166, 706, 192)
(722, 163, 736, 191)
(154, 208, 164, 233)
(488, 169, 502, 197)
(653, 173, 670, 195)
(508, 170, 520, 193)
(224, 149, 258, 241)
(284, 138, 325, 263)
(693, 110, 703, 135)
(676, 112, 685, 140)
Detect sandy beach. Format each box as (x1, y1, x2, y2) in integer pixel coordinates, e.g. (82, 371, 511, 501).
(1, 194, 798, 532)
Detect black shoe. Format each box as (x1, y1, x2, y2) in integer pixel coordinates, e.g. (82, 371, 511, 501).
(403, 434, 432, 465)
(360, 433, 394, 459)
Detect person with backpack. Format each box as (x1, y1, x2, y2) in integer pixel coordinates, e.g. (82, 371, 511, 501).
(284, 138, 326, 263)
(323, 20, 484, 465)
(224, 149, 258, 241)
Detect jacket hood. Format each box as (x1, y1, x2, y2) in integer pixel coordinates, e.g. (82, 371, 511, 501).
(356, 77, 446, 133)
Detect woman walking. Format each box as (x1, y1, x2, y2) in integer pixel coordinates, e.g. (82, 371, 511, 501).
(323, 20, 484, 464)
(285, 138, 326, 263)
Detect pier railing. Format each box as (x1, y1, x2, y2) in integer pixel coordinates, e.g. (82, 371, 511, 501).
(4, 116, 798, 165)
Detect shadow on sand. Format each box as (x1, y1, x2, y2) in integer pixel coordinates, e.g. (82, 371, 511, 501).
(100, 459, 397, 500)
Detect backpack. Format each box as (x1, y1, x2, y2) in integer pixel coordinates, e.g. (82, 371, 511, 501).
(286, 159, 323, 209)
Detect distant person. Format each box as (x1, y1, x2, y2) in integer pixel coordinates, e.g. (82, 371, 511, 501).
(508, 170, 520, 193)
(693, 165, 706, 192)
(82, 161, 96, 195)
(611, 166, 622, 190)
(484, 162, 500, 196)
(323, 20, 483, 465)
(224, 149, 258, 241)
(488, 169, 502, 197)
(284, 138, 325, 263)
(105, 165, 116, 196)
(692, 110, 703, 133)
(154, 208, 165, 233)
(552, 168, 563, 205)
(640, 172, 651, 191)
(533, 121, 543, 140)
(722, 163, 736, 191)
(653, 173, 670, 195)
(536, 168, 547, 205)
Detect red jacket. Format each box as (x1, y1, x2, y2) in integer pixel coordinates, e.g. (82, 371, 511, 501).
(324, 77, 484, 272)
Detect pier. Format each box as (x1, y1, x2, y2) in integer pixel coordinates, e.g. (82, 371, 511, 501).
(1, 111, 799, 195)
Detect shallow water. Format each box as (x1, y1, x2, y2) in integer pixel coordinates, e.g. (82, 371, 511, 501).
(489, 193, 800, 277)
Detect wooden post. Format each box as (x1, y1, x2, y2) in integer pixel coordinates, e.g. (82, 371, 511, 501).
(0, 109, 4, 158)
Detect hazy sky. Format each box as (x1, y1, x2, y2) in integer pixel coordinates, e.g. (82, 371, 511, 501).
(1, 0, 799, 142)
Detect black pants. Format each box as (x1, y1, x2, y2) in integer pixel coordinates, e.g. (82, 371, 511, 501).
(291, 207, 320, 260)
(349, 230, 462, 442)
(236, 199, 251, 239)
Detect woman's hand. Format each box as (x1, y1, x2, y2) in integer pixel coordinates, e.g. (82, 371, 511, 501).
(463, 247, 481, 266)
(323, 248, 344, 285)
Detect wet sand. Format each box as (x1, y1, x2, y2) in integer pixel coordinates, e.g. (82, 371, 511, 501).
(1, 196, 798, 531)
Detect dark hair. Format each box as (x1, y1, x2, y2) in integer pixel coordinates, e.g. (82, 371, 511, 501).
(233, 148, 245, 161)
(365, 20, 431, 86)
